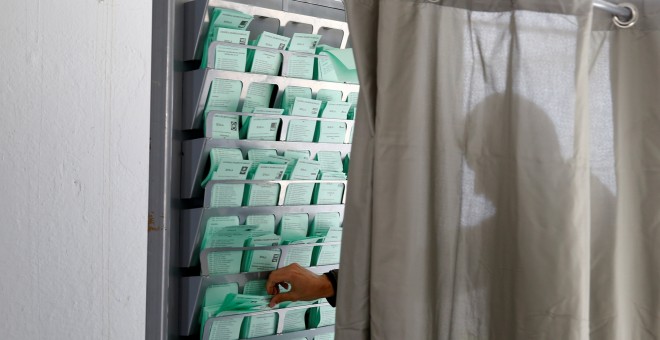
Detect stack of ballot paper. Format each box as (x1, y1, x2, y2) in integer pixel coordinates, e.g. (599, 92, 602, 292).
(314, 333, 335, 340)
(281, 86, 313, 115)
(201, 149, 251, 208)
(246, 149, 278, 175)
(280, 300, 316, 333)
(282, 237, 324, 267)
(212, 28, 251, 71)
(315, 151, 344, 174)
(240, 82, 277, 120)
(309, 305, 336, 328)
(245, 215, 276, 232)
(315, 47, 358, 84)
(248, 32, 291, 76)
(201, 283, 242, 340)
(207, 112, 240, 140)
(201, 224, 271, 275)
(311, 227, 342, 266)
(275, 213, 323, 267)
(204, 79, 243, 120)
(315, 100, 350, 144)
(243, 161, 286, 207)
(241, 233, 281, 273)
(315, 89, 343, 104)
(201, 8, 253, 68)
(284, 149, 311, 160)
(216, 294, 278, 339)
(286, 97, 323, 142)
(285, 33, 322, 80)
(312, 171, 346, 205)
(308, 212, 341, 237)
(277, 213, 309, 240)
(240, 108, 283, 141)
(312, 152, 346, 205)
(283, 159, 321, 206)
(346, 92, 359, 120)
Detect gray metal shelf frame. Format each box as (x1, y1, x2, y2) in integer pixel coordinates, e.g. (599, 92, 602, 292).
(184, 0, 350, 61)
(184, 68, 360, 130)
(181, 204, 345, 267)
(182, 138, 352, 199)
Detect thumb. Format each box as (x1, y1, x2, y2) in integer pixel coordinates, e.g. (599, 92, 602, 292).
(269, 292, 296, 307)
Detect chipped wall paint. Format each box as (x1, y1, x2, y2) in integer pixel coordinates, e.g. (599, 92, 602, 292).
(0, 0, 151, 338)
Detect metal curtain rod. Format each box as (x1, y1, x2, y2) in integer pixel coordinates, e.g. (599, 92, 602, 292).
(593, 0, 639, 28)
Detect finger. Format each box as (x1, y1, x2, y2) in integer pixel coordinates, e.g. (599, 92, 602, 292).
(269, 292, 296, 308)
(266, 269, 288, 294)
(266, 265, 296, 292)
(267, 284, 279, 295)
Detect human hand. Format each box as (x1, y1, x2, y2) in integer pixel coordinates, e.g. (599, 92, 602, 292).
(266, 263, 334, 307)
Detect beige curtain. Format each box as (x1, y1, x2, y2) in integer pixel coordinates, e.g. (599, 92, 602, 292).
(337, 0, 660, 339)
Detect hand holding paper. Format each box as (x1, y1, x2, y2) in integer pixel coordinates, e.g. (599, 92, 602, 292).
(265, 263, 335, 307)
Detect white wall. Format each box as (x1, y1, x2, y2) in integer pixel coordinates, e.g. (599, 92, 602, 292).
(0, 0, 151, 339)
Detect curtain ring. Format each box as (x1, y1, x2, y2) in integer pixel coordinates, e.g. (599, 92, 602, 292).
(613, 3, 639, 28)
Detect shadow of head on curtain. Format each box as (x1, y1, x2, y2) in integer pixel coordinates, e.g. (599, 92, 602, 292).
(455, 93, 616, 333)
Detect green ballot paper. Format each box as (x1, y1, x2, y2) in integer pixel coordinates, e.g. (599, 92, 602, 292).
(207, 314, 243, 340)
(249, 32, 291, 76)
(287, 119, 316, 142)
(284, 150, 310, 160)
(277, 213, 309, 241)
(206, 159, 252, 208)
(312, 227, 342, 266)
(312, 172, 346, 205)
(316, 48, 358, 84)
(204, 283, 240, 308)
(203, 216, 240, 249)
(208, 112, 240, 140)
(205, 79, 243, 118)
(309, 305, 336, 328)
(285, 33, 322, 79)
(289, 97, 323, 117)
(282, 306, 309, 333)
(283, 159, 321, 206)
(244, 163, 286, 207)
(246, 149, 278, 175)
(213, 28, 250, 71)
(240, 83, 276, 120)
(347, 92, 359, 120)
(319, 101, 351, 119)
(241, 313, 278, 338)
(201, 7, 253, 68)
(343, 153, 350, 174)
(281, 86, 313, 114)
(314, 121, 347, 144)
(314, 334, 335, 340)
(246, 215, 275, 232)
(240, 107, 283, 141)
(309, 212, 341, 237)
(315, 89, 343, 104)
(202, 148, 244, 187)
(203, 225, 270, 275)
(281, 237, 323, 267)
(242, 280, 268, 295)
(315, 151, 344, 174)
(242, 234, 281, 273)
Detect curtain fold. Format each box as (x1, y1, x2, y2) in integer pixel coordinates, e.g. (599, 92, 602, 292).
(337, 0, 660, 339)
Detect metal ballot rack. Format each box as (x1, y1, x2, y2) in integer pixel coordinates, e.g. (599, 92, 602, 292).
(148, 0, 355, 338)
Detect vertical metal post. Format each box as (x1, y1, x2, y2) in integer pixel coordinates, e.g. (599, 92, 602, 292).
(146, 0, 184, 338)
